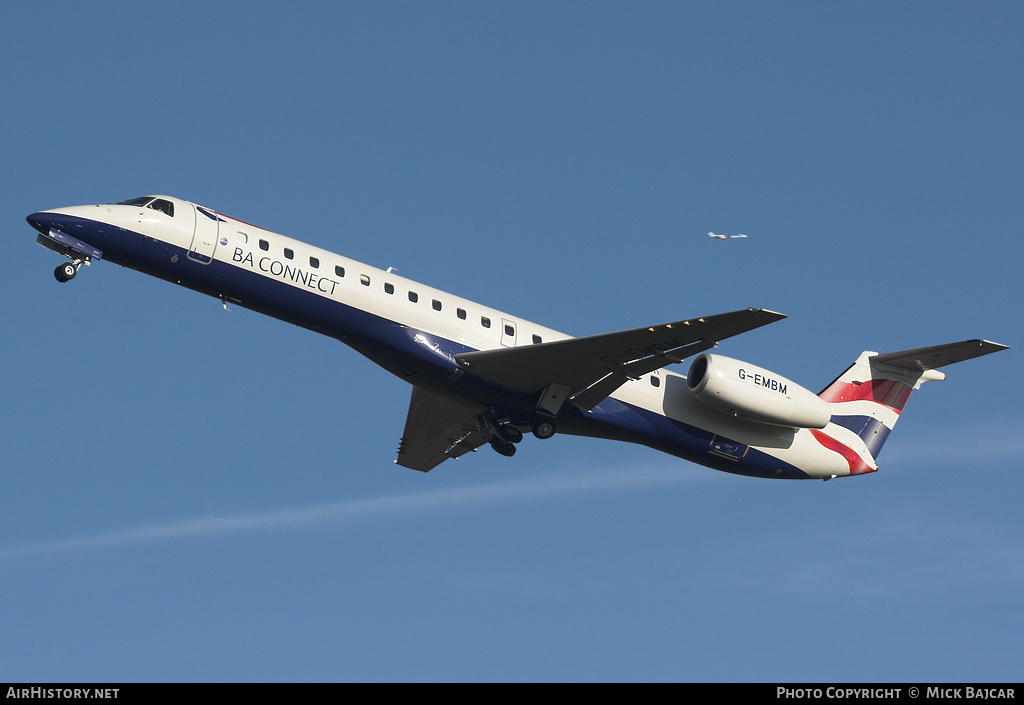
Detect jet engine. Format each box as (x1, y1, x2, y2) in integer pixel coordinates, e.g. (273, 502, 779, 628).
(686, 353, 831, 429)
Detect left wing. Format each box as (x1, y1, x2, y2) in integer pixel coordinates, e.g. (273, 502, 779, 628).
(395, 387, 488, 472)
(455, 307, 785, 411)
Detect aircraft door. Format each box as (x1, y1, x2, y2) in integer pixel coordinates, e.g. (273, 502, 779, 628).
(188, 204, 220, 264)
(500, 319, 517, 347)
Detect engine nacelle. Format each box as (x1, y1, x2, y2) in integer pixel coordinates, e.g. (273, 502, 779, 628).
(686, 353, 831, 429)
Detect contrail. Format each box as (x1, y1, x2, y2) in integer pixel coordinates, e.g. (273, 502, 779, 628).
(0, 465, 706, 559)
(11, 416, 1016, 560)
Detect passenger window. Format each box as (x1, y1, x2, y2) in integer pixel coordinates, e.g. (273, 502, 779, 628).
(651, 376, 661, 388)
(284, 248, 294, 260)
(309, 256, 319, 268)
(532, 335, 542, 344)
(408, 291, 418, 303)
(481, 317, 491, 328)
(259, 239, 269, 251)
(432, 300, 442, 311)
(360, 274, 370, 286)
(335, 265, 345, 277)
(384, 282, 394, 295)
(504, 324, 515, 337)
(457, 308, 467, 320)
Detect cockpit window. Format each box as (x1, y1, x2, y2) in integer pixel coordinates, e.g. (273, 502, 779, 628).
(117, 196, 154, 207)
(147, 199, 174, 216)
(116, 197, 174, 216)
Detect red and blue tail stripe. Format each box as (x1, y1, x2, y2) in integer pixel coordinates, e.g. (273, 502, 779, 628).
(820, 377, 914, 458)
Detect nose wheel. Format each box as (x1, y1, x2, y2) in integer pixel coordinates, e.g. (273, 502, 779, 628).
(54, 262, 79, 283)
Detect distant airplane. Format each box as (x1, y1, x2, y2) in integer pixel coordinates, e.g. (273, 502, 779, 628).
(26, 195, 1008, 480)
(708, 231, 748, 239)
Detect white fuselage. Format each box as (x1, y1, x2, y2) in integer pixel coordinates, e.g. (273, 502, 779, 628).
(28, 196, 863, 479)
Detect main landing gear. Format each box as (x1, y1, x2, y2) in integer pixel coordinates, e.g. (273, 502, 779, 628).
(531, 418, 557, 440)
(54, 261, 80, 283)
(482, 414, 557, 459)
(488, 422, 524, 458)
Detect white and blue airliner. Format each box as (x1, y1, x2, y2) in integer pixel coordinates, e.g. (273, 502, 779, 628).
(27, 196, 1007, 479)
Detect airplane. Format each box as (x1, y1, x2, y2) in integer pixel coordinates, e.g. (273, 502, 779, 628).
(26, 195, 1008, 480)
(708, 231, 748, 239)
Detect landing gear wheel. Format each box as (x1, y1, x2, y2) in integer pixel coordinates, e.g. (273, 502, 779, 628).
(532, 420, 556, 440)
(497, 425, 524, 444)
(54, 263, 77, 283)
(490, 438, 517, 457)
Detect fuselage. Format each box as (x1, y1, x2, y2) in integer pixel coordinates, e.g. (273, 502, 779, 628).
(27, 195, 858, 479)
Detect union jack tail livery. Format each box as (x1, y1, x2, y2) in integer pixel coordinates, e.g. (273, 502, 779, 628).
(818, 340, 1007, 469)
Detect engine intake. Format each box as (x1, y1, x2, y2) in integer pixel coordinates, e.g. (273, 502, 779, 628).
(687, 354, 831, 429)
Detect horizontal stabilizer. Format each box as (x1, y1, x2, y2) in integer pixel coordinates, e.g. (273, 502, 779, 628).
(871, 340, 1009, 371)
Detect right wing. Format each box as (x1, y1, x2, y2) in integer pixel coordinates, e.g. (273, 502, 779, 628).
(395, 387, 488, 472)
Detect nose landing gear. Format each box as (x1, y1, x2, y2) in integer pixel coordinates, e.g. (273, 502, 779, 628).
(36, 228, 99, 283)
(54, 261, 80, 283)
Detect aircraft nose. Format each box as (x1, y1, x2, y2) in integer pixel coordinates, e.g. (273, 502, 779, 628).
(26, 211, 56, 235)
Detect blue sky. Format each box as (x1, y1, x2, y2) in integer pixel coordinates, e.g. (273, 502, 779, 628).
(2, 1, 1021, 682)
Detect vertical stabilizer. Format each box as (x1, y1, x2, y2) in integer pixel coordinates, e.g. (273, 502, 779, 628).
(819, 340, 1007, 462)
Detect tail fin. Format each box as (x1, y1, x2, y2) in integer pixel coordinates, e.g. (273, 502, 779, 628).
(819, 340, 1008, 462)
